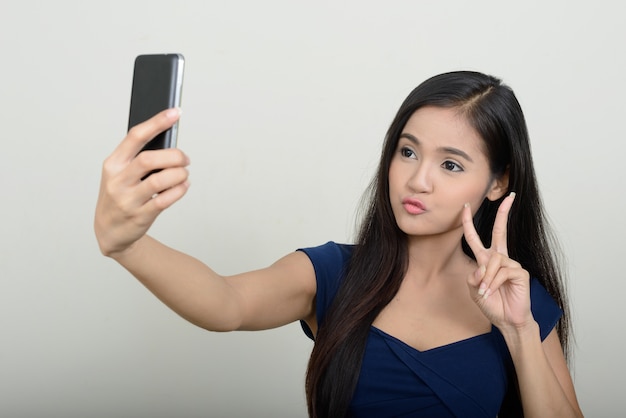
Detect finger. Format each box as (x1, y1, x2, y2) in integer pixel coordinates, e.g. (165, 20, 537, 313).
(145, 179, 191, 213)
(462, 203, 487, 259)
(111, 108, 182, 164)
(467, 264, 486, 289)
(135, 166, 190, 204)
(491, 192, 516, 256)
(477, 252, 503, 298)
(481, 267, 526, 301)
(128, 148, 190, 184)
(477, 253, 521, 299)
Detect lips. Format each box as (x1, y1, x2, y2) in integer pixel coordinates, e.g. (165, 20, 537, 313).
(402, 197, 426, 215)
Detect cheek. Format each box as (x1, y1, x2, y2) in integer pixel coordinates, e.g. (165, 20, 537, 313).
(387, 162, 401, 191)
(454, 183, 491, 208)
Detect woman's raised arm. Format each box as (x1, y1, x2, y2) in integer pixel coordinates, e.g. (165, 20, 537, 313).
(94, 109, 317, 332)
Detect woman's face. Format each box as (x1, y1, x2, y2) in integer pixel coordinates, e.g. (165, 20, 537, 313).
(388, 106, 506, 239)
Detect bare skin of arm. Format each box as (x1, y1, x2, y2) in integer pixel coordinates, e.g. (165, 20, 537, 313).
(501, 325, 583, 417)
(111, 236, 317, 332)
(95, 109, 317, 333)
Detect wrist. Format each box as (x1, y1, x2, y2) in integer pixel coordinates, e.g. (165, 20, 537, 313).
(108, 235, 149, 262)
(499, 320, 541, 356)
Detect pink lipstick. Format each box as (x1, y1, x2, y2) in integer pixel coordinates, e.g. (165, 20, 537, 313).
(402, 198, 426, 215)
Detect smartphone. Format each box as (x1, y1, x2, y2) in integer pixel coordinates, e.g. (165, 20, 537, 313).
(128, 53, 185, 151)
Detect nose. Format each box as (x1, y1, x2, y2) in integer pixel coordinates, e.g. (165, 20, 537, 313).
(408, 161, 433, 193)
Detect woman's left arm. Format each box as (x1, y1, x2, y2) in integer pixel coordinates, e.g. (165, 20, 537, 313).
(501, 323, 583, 417)
(462, 194, 583, 417)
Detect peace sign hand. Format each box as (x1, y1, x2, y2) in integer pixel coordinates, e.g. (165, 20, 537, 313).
(462, 193, 534, 331)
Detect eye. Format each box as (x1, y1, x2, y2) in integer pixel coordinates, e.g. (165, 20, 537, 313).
(400, 146, 416, 159)
(442, 160, 463, 172)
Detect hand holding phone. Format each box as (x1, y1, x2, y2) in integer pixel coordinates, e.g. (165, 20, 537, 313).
(96, 107, 190, 257)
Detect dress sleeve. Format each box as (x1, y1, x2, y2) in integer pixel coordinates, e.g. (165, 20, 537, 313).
(529, 278, 563, 341)
(297, 241, 352, 340)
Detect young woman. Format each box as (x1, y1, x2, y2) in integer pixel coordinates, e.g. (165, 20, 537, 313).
(95, 71, 583, 417)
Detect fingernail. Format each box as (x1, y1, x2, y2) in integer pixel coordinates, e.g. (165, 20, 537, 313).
(483, 288, 491, 300)
(509, 192, 516, 199)
(478, 281, 487, 296)
(166, 108, 181, 118)
(464, 202, 470, 208)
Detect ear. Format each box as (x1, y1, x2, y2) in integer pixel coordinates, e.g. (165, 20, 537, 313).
(486, 167, 510, 201)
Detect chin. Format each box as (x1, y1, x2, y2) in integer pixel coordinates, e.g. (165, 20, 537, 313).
(396, 220, 462, 240)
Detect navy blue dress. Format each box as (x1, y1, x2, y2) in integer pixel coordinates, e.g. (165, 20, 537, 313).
(298, 242, 562, 418)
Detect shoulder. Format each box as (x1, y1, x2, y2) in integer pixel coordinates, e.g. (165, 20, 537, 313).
(297, 241, 354, 339)
(298, 241, 354, 274)
(297, 241, 354, 301)
(529, 278, 563, 341)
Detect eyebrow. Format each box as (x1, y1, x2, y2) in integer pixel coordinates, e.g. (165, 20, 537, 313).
(399, 133, 475, 163)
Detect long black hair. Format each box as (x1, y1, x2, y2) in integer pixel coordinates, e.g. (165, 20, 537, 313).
(305, 71, 570, 418)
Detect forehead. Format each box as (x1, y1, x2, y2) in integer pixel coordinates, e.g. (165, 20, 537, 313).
(401, 106, 487, 157)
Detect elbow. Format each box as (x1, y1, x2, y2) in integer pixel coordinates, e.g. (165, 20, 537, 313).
(179, 302, 244, 333)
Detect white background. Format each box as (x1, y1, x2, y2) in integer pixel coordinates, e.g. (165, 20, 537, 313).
(1, 1, 623, 417)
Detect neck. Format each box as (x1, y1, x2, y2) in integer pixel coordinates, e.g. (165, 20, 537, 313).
(404, 227, 475, 286)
